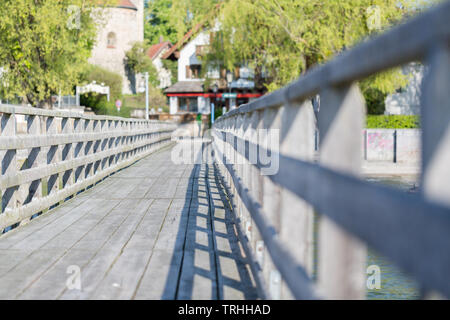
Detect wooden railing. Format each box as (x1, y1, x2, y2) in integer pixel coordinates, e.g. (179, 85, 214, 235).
(0, 104, 176, 232)
(212, 1, 450, 299)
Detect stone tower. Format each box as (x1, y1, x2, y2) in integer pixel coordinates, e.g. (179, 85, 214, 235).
(89, 0, 145, 95)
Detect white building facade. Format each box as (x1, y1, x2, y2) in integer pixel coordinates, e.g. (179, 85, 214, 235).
(164, 28, 263, 115)
(148, 40, 173, 89)
(385, 63, 423, 115)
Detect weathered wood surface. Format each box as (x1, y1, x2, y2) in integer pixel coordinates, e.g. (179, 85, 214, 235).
(0, 104, 176, 231)
(0, 144, 257, 300)
(211, 1, 450, 299)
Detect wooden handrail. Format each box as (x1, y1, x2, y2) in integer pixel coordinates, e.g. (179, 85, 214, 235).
(212, 1, 450, 299)
(0, 107, 176, 231)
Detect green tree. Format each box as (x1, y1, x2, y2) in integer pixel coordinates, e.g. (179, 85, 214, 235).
(0, 0, 113, 108)
(145, 0, 219, 45)
(145, 0, 178, 44)
(162, 59, 178, 86)
(203, 0, 438, 99)
(125, 41, 159, 87)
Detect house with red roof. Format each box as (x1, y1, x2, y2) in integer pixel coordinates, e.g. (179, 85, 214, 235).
(162, 21, 265, 115)
(147, 38, 173, 89)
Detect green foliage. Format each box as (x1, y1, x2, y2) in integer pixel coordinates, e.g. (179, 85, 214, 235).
(80, 64, 123, 100)
(214, 106, 223, 121)
(123, 88, 169, 113)
(202, 0, 433, 95)
(125, 41, 159, 87)
(82, 95, 132, 118)
(0, 0, 114, 108)
(145, 0, 219, 46)
(168, 0, 220, 41)
(366, 115, 420, 129)
(364, 88, 387, 115)
(162, 59, 178, 85)
(79, 64, 123, 115)
(145, 0, 178, 44)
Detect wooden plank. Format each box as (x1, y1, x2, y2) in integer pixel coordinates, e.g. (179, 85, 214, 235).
(419, 44, 450, 299)
(0, 144, 259, 300)
(8, 199, 114, 253)
(133, 170, 198, 300)
(0, 198, 121, 298)
(0, 177, 117, 249)
(18, 198, 153, 300)
(122, 198, 187, 300)
(145, 176, 180, 199)
(177, 165, 218, 300)
(279, 101, 315, 299)
(259, 107, 283, 300)
(421, 44, 450, 207)
(58, 198, 167, 300)
(207, 166, 258, 300)
(89, 198, 171, 299)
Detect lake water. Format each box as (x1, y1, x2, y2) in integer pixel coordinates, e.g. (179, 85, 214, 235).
(365, 175, 420, 300)
(312, 175, 421, 299)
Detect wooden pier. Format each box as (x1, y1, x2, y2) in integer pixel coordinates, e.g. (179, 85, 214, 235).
(0, 145, 257, 299)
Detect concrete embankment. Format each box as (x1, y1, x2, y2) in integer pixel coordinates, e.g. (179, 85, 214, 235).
(362, 129, 420, 176)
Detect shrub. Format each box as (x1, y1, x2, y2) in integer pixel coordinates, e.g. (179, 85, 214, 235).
(80, 64, 123, 100)
(125, 42, 159, 87)
(122, 86, 168, 112)
(87, 96, 131, 118)
(79, 64, 124, 115)
(366, 115, 420, 129)
(363, 88, 387, 115)
(162, 59, 178, 86)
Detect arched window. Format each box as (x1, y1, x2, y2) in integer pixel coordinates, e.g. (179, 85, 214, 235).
(107, 32, 116, 48)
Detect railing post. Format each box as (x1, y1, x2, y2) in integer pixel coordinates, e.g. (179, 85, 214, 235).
(62, 117, 74, 190)
(248, 111, 264, 276)
(45, 116, 60, 199)
(246, 111, 264, 252)
(84, 119, 93, 179)
(419, 44, 450, 298)
(112, 120, 119, 166)
(259, 107, 282, 299)
(420, 44, 450, 207)
(1, 113, 17, 216)
(26, 115, 43, 207)
(241, 112, 254, 247)
(279, 100, 316, 298)
(236, 113, 245, 224)
(317, 83, 367, 299)
(74, 118, 83, 184)
(93, 119, 101, 175)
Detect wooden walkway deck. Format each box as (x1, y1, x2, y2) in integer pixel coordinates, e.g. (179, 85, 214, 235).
(0, 144, 258, 300)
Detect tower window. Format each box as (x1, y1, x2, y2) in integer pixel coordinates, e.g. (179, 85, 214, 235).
(107, 32, 117, 48)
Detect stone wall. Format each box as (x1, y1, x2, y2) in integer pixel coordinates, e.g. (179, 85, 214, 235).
(89, 1, 144, 95)
(364, 129, 421, 163)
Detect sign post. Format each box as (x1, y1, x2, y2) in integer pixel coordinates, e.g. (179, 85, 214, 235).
(145, 72, 149, 120)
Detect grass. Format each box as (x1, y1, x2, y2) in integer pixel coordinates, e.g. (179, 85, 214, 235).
(122, 92, 169, 113)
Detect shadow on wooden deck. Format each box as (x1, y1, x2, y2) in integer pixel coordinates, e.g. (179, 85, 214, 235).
(162, 144, 258, 300)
